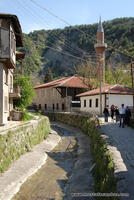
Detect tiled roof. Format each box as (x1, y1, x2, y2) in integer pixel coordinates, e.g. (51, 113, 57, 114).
(77, 84, 133, 97)
(34, 76, 89, 89)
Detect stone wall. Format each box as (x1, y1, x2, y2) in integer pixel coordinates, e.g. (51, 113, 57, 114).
(33, 87, 70, 111)
(0, 116, 50, 173)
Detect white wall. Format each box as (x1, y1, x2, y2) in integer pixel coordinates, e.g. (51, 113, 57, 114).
(80, 93, 133, 115)
(106, 94, 133, 108)
(0, 64, 14, 125)
(80, 94, 105, 114)
(0, 63, 4, 125)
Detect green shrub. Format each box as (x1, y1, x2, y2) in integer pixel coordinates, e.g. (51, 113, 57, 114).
(22, 110, 34, 121)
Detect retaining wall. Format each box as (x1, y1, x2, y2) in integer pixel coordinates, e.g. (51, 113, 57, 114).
(0, 116, 50, 173)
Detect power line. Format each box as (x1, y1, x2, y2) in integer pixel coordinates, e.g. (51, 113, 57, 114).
(41, 45, 97, 65)
(30, 0, 94, 39)
(18, 0, 107, 63)
(30, 0, 134, 61)
(15, 0, 97, 65)
(17, 0, 92, 58)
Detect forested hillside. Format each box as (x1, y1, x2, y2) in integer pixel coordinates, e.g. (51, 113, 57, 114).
(16, 17, 134, 83)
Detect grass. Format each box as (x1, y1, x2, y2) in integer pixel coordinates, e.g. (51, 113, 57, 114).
(22, 110, 34, 121)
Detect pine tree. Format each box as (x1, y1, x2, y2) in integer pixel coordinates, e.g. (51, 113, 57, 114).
(44, 67, 53, 83)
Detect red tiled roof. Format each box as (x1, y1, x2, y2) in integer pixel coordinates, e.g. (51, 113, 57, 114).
(77, 84, 133, 97)
(34, 76, 89, 89)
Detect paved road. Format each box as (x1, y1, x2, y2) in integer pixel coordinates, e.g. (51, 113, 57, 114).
(100, 121, 134, 200)
(12, 122, 94, 200)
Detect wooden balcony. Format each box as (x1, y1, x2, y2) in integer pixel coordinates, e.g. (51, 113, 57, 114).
(1, 58, 16, 69)
(9, 86, 21, 99)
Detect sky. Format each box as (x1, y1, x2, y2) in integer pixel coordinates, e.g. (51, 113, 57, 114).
(1, 0, 134, 33)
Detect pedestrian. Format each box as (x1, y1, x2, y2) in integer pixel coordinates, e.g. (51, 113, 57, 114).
(114, 106, 120, 122)
(119, 104, 126, 128)
(125, 106, 131, 126)
(111, 104, 115, 120)
(103, 105, 109, 122)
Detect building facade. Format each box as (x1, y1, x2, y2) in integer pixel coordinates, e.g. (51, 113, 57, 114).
(77, 84, 133, 114)
(94, 18, 107, 83)
(0, 13, 24, 125)
(33, 76, 88, 112)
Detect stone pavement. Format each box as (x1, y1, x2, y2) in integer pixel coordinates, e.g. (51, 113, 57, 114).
(0, 129, 61, 200)
(0, 121, 22, 133)
(100, 119, 134, 200)
(0, 114, 39, 135)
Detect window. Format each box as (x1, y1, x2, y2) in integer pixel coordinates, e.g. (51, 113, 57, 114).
(56, 103, 59, 110)
(53, 104, 55, 110)
(89, 99, 92, 107)
(45, 104, 47, 110)
(11, 30, 16, 54)
(62, 103, 65, 110)
(84, 99, 86, 107)
(96, 98, 99, 107)
(4, 96, 8, 112)
(0, 27, 10, 59)
(5, 68, 8, 85)
(39, 104, 41, 110)
(10, 75, 13, 92)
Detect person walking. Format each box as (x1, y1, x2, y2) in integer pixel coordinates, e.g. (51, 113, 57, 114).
(111, 104, 115, 120)
(103, 105, 109, 122)
(125, 106, 131, 126)
(114, 106, 120, 122)
(119, 104, 126, 128)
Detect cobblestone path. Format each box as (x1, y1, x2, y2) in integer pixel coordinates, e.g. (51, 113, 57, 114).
(100, 121, 134, 200)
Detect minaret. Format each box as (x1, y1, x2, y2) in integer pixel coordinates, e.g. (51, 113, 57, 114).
(94, 17, 107, 84)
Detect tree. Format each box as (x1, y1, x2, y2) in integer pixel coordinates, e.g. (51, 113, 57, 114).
(105, 63, 131, 87)
(14, 75, 35, 109)
(44, 67, 53, 83)
(76, 61, 98, 89)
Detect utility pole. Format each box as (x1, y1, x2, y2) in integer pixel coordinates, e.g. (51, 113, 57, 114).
(131, 61, 134, 111)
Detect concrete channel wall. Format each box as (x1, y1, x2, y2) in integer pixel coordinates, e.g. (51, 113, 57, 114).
(0, 116, 50, 173)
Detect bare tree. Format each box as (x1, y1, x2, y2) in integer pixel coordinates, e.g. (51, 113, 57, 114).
(76, 61, 98, 89)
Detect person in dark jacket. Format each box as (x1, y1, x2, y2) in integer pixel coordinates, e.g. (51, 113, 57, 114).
(103, 105, 109, 122)
(111, 104, 115, 120)
(114, 106, 120, 122)
(125, 106, 131, 126)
